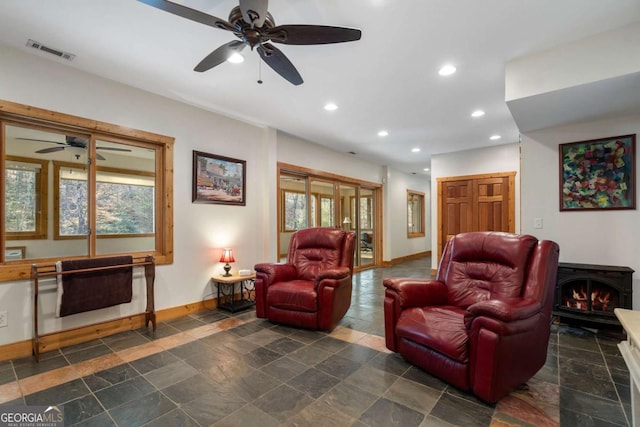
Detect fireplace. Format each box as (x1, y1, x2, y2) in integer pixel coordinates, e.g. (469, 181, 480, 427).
(553, 263, 634, 327)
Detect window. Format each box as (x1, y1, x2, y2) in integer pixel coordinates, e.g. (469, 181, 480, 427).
(5, 156, 48, 240)
(283, 190, 308, 231)
(55, 162, 155, 238)
(0, 100, 174, 280)
(278, 163, 381, 269)
(319, 196, 334, 227)
(407, 190, 425, 237)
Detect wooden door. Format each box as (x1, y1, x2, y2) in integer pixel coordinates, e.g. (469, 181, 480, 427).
(474, 177, 509, 232)
(438, 172, 515, 258)
(442, 180, 473, 247)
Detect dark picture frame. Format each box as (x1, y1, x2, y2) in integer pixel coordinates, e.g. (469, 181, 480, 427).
(559, 134, 635, 211)
(192, 151, 246, 205)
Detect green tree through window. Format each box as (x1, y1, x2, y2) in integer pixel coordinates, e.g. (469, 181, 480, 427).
(5, 168, 36, 233)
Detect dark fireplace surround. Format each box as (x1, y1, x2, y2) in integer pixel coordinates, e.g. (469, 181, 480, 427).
(553, 263, 634, 327)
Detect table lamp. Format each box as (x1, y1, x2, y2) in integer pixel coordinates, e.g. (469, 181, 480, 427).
(219, 248, 235, 277)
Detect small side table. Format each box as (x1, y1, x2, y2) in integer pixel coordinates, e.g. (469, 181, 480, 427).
(212, 273, 256, 313)
(615, 308, 640, 427)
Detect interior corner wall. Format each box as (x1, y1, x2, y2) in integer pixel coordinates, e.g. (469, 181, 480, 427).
(0, 43, 399, 347)
(429, 143, 521, 270)
(0, 43, 271, 345)
(520, 113, 640, 309)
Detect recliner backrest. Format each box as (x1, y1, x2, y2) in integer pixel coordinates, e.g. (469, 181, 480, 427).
(288, 228, 352, 281)
(437, 232, 538, 308)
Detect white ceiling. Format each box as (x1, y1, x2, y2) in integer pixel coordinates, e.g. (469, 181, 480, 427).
(0, 0, 639, 175)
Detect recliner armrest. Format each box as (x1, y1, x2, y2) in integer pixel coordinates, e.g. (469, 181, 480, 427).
(316, 266, 351, 286)
(383, 278, 448, 308)
(464, 298, 541, 329)
(254, 263, 298, 285)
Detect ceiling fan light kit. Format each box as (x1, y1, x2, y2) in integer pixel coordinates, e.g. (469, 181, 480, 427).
(137, 0, 362, 85)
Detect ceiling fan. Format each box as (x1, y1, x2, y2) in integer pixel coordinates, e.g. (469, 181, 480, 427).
(17, 136, 132, 160)
(137, 0, 362, 85)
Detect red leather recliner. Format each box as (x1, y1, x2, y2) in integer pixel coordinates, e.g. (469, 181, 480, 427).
(254, 227, 355, 331)
(383, 231, 559, 403)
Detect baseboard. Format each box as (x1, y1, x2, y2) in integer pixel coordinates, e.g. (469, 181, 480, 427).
(384, 251, 431, 266)
(0, 297, 219, 362)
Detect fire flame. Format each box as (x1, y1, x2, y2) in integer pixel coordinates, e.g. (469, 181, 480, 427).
(565, 287, 611, 311)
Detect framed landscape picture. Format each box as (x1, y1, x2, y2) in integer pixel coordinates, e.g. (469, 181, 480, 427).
(192, 151, 246, 205)
(559, 134, 635, 211)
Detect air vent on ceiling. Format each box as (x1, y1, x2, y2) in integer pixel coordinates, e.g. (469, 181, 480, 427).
(26, 39, 75, 61)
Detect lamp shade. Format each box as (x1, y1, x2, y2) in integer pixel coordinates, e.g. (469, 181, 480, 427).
(343, 217, 351, 224)
(219, 248, 235, 263)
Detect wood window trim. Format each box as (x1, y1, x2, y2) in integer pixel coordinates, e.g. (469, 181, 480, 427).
(277, 162, 383, 268)
(407, 189, 426, 238)
(5, 155, 48, 241)
(0, 99, 174, 282)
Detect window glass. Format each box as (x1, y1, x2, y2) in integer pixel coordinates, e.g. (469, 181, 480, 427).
(283, 190, 307, 231)
(0, 109, 172, 275)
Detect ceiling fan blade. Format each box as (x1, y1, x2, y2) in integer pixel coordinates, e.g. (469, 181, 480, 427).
(267, 25, 362, 45)
(257, 43, 303, 86)
(35, 147, 66, 154)
(96, 147, 133, 152)
(239, 0, 268, 28)
(137, 0, 236, 32)
(194, 40, 246, 72)
(17, 137, 65, 145)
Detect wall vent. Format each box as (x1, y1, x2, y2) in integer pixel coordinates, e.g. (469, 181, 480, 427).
(26, 39, 76, 61)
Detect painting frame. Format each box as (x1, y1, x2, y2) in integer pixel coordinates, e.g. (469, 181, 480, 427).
(192, 151, 246, 206)
(559, 134, 635, 211)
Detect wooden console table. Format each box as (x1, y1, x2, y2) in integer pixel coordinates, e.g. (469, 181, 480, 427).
(212, 273, 256, 313)
(615, 308, 640, 426)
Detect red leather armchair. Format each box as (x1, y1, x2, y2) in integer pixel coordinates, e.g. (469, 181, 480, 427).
(383, 232, 559, 403)
(255, 227, 356, 331)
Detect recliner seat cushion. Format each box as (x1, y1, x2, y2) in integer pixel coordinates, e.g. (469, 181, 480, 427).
(396, 306, 469, 363)
(267, 280, 317, 312)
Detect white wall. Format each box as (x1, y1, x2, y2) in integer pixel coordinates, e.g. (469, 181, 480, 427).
(506, 23, 640, 101)
(520, 114, 640, 308)
(383, 167, 430, 261)
(277, 131, 385, 184)
(430, 143, 521, 269)
(0, 44, 419, 346)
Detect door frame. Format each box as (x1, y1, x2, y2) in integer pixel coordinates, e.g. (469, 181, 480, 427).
(436, 171, 516, 259)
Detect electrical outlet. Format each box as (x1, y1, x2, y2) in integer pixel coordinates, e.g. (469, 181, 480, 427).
(534, 218, 543, 229)
(0, 310, 7, 328)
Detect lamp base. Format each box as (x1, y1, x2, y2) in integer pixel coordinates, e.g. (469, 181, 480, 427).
(223, 263, 232, 277)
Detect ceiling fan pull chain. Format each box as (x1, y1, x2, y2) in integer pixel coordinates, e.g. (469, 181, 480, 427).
(257, 57, 263, 84)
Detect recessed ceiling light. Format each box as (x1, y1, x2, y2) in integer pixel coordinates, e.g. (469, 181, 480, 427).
(324, 103, 338, 111)
(411, 148, 421, 153)
(377, 130, 389, 137)
(471, 110, 485, 118)
(423, 168, 430, 172)
(438, 65, 456, 76)
(227, 53, 244, 64)
(490, 135, 501, 140)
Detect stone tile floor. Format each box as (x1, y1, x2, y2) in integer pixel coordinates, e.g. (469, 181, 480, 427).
(0, 258, 631, 426)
